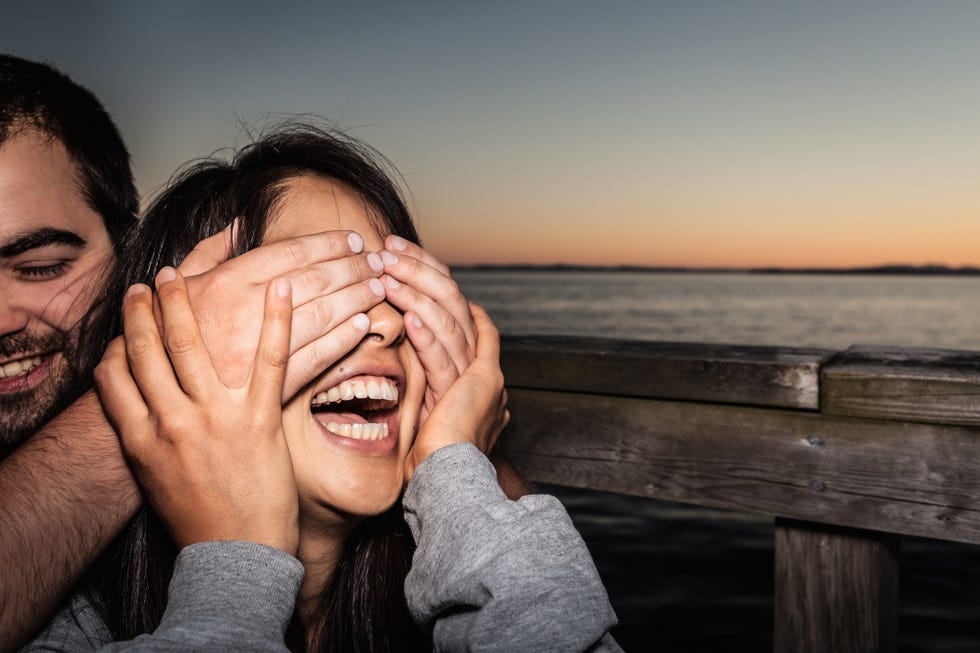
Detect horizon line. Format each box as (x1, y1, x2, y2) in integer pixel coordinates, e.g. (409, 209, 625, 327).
(448, 263, 980, 276)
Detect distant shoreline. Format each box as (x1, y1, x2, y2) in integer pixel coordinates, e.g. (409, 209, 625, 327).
(450, 263, 980, 276)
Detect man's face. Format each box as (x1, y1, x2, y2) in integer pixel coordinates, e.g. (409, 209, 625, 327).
(0, 129, 113, 453)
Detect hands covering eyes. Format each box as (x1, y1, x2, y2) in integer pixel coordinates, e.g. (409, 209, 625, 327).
(378, 236, 510, 481)
(95, 269, 300, 554)
(95, 228, 514, 552)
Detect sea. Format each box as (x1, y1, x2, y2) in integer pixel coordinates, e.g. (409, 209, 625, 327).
(455, 270, 980, 653)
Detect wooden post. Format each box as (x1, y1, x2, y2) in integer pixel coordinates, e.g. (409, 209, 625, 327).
(774, 519, 899, 653)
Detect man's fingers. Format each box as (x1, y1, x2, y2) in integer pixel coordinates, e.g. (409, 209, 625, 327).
(215, 230, 366, 284)
(178, 220, 235, 276)
(248, 279, 293, 407)
(403, 311, 460, 400)
(288, 278, 385, 355)
(120, 283, 189, 411)
(154, 267, 220, 396)
(281, 313, 371, 402)
(284, 251, 384, 307)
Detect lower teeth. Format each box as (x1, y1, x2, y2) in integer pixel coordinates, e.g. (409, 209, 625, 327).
(325, 422, 388, 441)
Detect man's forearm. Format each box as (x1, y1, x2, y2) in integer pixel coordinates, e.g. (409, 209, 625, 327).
(0, 389, 140, 652)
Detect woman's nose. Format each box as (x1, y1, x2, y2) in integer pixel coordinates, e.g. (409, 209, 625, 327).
(364, 300, 405, 348)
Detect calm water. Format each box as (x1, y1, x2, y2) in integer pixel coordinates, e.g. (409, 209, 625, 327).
(456, 270, 980, 653)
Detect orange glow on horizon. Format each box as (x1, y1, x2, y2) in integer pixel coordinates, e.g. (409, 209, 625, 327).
(421, 201, 980, 269)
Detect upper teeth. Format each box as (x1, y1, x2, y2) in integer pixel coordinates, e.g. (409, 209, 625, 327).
(0, 356, 42, 379)
(311, 378, 398, 407)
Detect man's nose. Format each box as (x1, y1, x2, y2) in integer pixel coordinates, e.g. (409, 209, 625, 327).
(0, 288, 30, 338)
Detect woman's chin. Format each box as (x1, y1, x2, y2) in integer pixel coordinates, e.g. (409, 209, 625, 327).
(300, 475, 405, 523)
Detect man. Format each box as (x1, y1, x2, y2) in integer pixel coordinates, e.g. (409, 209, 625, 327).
(0, 55, 137, 454)
(0, 55, 390, 650)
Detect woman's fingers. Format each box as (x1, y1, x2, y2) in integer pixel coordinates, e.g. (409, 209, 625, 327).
(380, 245, 475, 353)
(93, 336, 150, 458)
(403, 311, 460, 400)
(154, 268, 221, 396)
(470, 302, 501, 362)
(247, 278, 293, 407)
(383, 274, 471, 374)
(385, 234, 450, 276)
(403, 304, 509, 481)
(120, 283, 189, 411)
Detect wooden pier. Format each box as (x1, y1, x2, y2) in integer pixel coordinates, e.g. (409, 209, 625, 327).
(498, 335, 980, 653)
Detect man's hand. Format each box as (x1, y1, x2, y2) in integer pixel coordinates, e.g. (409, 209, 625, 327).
(96, 269, 299, 553)
(176, 228, 385, 402)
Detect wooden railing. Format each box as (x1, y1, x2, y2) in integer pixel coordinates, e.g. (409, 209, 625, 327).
(498, 335, 980, 653)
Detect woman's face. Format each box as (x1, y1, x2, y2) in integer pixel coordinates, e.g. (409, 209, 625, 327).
(268, 174, 424, 523)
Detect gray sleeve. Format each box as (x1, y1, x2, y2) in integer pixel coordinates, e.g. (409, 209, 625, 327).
(22, 540, 304, 652)
(403, 443, 623, 653)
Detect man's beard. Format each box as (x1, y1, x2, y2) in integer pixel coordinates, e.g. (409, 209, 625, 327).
(0, 329, 79, 456)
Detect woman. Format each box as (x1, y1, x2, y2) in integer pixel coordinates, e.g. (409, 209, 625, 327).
(25, 124, 620, 652)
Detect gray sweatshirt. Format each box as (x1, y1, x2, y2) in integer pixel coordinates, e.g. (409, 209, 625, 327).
(24, 443, 621, 652)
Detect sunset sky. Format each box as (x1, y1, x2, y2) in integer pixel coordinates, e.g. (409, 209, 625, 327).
(4, 1, 979, 268)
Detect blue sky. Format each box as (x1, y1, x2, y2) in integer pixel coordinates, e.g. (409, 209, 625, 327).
(4, 1, 980, 266)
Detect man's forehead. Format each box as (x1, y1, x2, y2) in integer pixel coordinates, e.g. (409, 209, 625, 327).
(0, 130, 107, 245)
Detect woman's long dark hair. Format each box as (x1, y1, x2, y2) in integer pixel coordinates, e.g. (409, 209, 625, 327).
(78, 124, 428, 652)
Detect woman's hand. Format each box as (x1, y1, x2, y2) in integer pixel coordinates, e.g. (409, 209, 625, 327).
(177, 227, 384, 403)
(403, 304, 510, 481)
(379, 235, 478, 423)
(94, 268, 300, 554)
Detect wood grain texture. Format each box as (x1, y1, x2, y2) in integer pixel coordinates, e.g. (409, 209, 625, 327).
(500, 335, 831, 410)
(501, 388, 980, 544)
(822, 345, 980, 426)
(774, 519, 898, 653)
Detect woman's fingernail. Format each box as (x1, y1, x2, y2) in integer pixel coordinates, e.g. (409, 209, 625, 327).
(389, 235, 408, 251)
(348, 232, 364, 253)
(274, 278, 291, 298)
(155, 267, 177, 286)
(369, 278, 385, 296)
(353, 313, 370, 330)
(125, 284, 147, 299)
(381, 251, 399, 266)
(384, 275, 401, 290)
(410, 314, 423, 329)
(367, 252, 384, 272)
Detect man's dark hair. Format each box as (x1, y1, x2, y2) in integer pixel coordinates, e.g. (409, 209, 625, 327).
(0, 54, 138, 249)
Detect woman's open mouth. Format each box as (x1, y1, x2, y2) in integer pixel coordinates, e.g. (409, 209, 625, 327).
(310, 375, 400, 448)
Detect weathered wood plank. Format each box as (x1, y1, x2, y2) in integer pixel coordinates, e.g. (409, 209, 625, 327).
(774, 519, 898, 653)
(501, 335, 832, 410)
(501, 388, 980, 544)
(822, 345, 980, 427)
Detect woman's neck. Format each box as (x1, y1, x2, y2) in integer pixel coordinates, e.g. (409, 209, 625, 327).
(294, 512, 358, 630)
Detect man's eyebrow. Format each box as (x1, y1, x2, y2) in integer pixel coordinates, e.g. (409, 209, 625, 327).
(0, 227, 87, 258)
